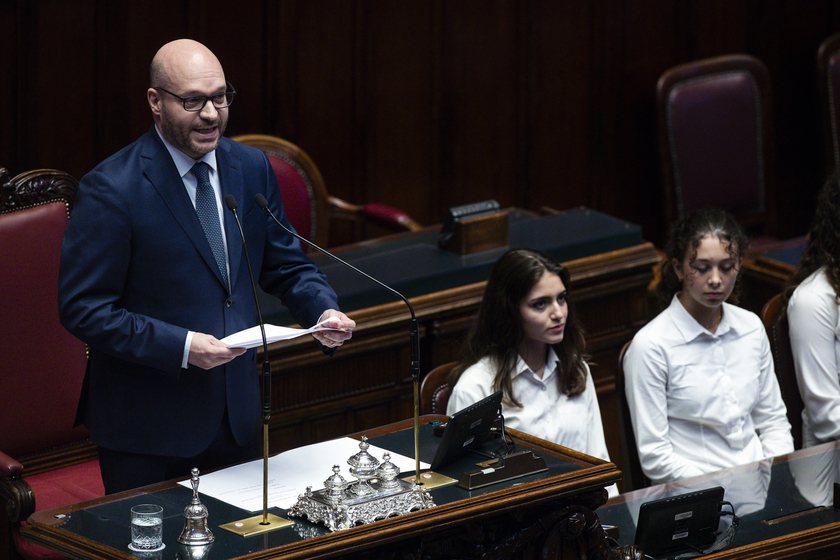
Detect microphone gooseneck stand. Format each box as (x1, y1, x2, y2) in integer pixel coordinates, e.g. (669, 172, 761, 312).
(253, 194, 424, 485)
(223, 195, 291, 535)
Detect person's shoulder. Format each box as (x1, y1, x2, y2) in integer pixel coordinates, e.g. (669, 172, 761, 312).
(723, 302, 765, 335)
(789, 269, 835, 310)
(456, 356, 496, 385)
(629, 307, 676, 347)
(82, 129, 158, 182)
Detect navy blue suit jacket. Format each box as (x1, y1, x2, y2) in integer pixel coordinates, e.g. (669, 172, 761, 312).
(59, 127, 339, 457)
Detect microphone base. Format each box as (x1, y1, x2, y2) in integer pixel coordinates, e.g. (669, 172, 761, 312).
(219, 513, 293, 537)
(401, 470, 457, 490)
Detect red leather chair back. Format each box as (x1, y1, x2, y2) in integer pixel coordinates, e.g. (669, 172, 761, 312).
(657, 54, 773, 232)
(0, 170, 89, 459)
(264, 152, 316, 245)
(420, 362, 456, 416)
(760, 293, 804, 450)
(818, 32, 840, 178)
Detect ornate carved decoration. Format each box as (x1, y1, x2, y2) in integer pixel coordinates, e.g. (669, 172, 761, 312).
(0, 167, 78, 215)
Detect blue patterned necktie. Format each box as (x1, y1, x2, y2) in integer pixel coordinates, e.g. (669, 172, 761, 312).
(191, 162, 229, 291)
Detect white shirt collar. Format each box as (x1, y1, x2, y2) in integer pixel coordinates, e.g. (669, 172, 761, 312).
(669, 293, 734, 341)
(154, 124, 217, 179)
(513, 345, 560, 382)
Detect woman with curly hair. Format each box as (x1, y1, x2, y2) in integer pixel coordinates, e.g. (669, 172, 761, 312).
(446, 248, 612, 474)
(786, 175, 840, 448)
(623, 208, 792, 484)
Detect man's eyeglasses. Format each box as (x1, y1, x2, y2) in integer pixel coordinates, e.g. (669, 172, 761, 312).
(154, 82, 236, 112)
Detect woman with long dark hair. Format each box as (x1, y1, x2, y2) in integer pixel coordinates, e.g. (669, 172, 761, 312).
(446, 248, 611, 468)
(787, 175, 840, 447)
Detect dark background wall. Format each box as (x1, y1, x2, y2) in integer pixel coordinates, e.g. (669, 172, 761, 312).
(3, 1, 840, 247)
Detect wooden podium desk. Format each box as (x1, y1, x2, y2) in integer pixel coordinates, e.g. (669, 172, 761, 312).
(253, 207, 659, 493)
(21, 417, 623, 560)
(597, 441, 840, 559)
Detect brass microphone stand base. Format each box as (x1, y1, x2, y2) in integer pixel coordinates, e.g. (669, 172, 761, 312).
(219, 513, 293, 537)
(402, 471, 457, 490)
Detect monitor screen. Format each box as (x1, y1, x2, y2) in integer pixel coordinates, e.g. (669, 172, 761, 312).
(634, 486, 725, 557)
(431, 390, 503, 471)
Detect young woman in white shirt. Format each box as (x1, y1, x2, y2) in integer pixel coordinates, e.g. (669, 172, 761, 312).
(446, 248, 613, 478)
(623, 208, 793, 485)
(787, 176, 840, 448)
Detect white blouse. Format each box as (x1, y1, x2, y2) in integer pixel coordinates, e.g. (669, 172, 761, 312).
(623, 295, 793, 484)
(787, 268, 840, 447)
(447, 347, 611, 463)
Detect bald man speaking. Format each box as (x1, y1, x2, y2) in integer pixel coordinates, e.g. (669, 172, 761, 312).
(59, 39, 354, 494)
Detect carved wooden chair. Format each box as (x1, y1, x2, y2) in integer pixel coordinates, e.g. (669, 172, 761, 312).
(657, 54, 791, 254)
(818, 31, 840, 179)
(0, 167, 103, 560)
(231, 134, 422, 250)
(420, 362, 457, 416)
(760, 293, 804, 450)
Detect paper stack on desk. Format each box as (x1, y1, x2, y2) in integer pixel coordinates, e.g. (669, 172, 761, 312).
(221, 318, 342, 349)
(178, 437, 430, 512)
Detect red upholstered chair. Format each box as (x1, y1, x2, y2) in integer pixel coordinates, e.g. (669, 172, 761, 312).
(231, 134, 422, 250)
(818, 32, 840, 179)
(657, 54, 792, 254)
(0, 168, 103, 560)
(420, 362, 457, 416)
(760, 293, 804, 451)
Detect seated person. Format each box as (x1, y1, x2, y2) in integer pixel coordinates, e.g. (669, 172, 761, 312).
(787, 175, 840, 448)
(446, 248, 615, 494)
(623, 208, 793, 484)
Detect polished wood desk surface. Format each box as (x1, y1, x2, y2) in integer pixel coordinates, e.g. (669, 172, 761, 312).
(22, 417, 620, 560)
(598, 441, 840, 560)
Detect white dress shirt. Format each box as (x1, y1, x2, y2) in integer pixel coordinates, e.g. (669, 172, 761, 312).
(787, 268, 840, 447)
(154, 125, 229, 368)
(623, 295, 793, 485)
(447, 348, 612, 463)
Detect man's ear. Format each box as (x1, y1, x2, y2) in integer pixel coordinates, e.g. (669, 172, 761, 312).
(147, 88, 162, 120)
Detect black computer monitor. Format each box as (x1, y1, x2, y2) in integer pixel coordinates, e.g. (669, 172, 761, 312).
(634, 486, 725, 557)
(430, 390, 503, 471)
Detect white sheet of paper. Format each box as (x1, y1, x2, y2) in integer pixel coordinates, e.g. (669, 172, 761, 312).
(179, 437, 430, 512)
(220, 318, 342, 349)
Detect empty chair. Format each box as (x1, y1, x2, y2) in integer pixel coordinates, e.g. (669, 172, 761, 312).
(231, 134, 421, 250)
(0, 167, 103, 560)
(818, 32, 840, 179)
(657, 54, 781, 252)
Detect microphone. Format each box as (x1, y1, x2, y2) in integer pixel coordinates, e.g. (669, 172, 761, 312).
(224, 194, 273, 526)
(254, 193, 425, 484)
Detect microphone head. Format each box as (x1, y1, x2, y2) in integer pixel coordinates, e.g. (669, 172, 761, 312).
(254, 193, 269, 209)
(224, 194, 238, 211)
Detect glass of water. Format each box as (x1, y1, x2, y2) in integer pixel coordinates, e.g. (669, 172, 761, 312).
(129, 504, 164, 552)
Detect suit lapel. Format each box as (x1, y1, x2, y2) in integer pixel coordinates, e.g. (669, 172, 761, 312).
(140, 129, 230, 290)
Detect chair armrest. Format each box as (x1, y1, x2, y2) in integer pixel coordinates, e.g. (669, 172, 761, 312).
(328, 195, 422, 233)
(0, 451, 35, 524)
(361, 203, 423, 231)
(0, 451, 23, 479)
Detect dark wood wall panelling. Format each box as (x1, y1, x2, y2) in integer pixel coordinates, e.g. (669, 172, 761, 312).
(3, 1, 840, 247)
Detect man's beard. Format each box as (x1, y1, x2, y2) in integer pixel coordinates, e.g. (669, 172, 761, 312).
(160, 106, 227, 159)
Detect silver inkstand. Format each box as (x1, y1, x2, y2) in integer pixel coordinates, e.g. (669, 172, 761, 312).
(177, 468, 215, 546)
(288, 437, 435, 532)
